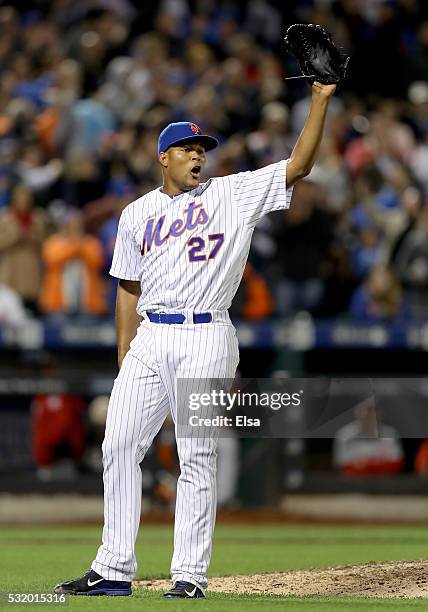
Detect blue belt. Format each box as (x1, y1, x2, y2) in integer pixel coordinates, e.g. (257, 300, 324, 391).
(146, 312, 212, 324)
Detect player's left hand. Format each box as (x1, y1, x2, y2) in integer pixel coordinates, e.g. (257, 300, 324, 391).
(311, 81, 337, 99)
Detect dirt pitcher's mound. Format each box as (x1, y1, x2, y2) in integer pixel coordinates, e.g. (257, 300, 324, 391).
(136, 559, 428, 598)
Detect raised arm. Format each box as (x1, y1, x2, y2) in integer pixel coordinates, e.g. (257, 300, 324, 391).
(287, 82, 337, 188)
(116, 279, 142, 369)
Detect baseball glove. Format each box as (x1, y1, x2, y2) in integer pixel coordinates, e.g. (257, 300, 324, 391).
(284, 23, 350, 85)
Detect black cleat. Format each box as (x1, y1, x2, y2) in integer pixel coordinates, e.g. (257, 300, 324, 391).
(53, 569, 131, 596)
(163, 580, 205, 599)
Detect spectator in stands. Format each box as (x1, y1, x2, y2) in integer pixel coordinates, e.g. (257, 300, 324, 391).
(62, 153, 107, 208)
(353, 164, 414, 258)
(319, 241, 358, 317)
(407, 21, 428, 83)
(56, 89, 116, 159)
(246, 101, 294, 168)
(389, 186, 425, 264)
(309, 135, 352, 214)
(0, 139, 20, 210)
(0, 184, 47, 314)
(17, 142, 63, 201)
(271, 180, 334, 316)
(0, 283, 31, 327)
(390, 205, 428, 318)
(31, 393, 86, 482)
(34, 59, 82, 157)
(229, 263, 273, 320)
(39, 207, 107, 316)
(333, 397, 404, 476)
(350, 263, 410, 322)
(349, 210, 384, 280)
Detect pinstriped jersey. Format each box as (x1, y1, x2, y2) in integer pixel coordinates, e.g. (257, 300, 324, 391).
(110, 159, 294, 314)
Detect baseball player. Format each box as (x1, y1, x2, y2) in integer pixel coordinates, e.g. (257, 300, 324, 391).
(54, 80, 336, 598)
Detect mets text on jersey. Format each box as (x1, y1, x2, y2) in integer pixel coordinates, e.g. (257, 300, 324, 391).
(141, 202, 209, 255)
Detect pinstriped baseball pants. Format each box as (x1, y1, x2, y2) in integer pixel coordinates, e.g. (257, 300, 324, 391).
(91, 319, 239, 590)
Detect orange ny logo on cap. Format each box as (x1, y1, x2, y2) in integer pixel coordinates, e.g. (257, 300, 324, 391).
(189, 123, 201, 134)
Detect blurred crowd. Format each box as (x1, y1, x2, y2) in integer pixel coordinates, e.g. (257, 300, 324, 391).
(0, 0, 428, 324)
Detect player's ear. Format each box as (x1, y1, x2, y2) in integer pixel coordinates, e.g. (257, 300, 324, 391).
(159, 152, 168, 168)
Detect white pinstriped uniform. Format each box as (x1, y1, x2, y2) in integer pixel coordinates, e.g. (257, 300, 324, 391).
(91, 159, 293, 591)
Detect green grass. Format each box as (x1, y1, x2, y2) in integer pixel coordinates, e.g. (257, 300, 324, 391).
(2, 524, 428, 611)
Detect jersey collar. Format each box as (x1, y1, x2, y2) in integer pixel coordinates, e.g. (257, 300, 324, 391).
(158, 186, 197, 200)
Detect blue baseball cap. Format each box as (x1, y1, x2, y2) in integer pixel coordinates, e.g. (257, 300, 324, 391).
(158, 122, 218, 155)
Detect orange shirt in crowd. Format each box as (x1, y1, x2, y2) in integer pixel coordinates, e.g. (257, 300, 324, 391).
(39, 233, 107, 315)
(242, 263, 273, 319)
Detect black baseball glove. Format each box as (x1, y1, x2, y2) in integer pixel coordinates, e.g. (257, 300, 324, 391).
(284, 23, 350, 85)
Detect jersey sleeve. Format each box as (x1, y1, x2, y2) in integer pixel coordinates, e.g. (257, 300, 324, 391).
(109, 209, 141, 281)
(233, 159, 294, 227)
